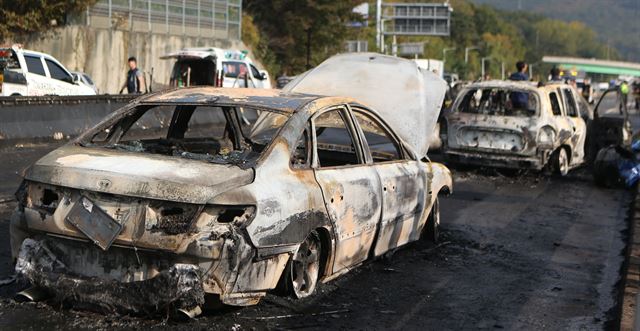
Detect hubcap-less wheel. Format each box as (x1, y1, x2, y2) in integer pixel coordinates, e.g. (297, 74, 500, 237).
(290, 232, 321, 299)
(556, 148, 569, 176)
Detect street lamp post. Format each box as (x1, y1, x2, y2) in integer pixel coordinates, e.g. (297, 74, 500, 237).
(481, 57, 491, 79)
(442, 47, 456, 73)
(376, 0, 382, 51)
(464, 46, 480, 63)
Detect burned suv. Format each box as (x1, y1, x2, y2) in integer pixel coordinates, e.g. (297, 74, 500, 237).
(10, 86, 451, 317)
(443, 81, 590, 175)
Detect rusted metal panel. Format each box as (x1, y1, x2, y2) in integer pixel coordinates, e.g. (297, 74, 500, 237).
(314, 166, 382, 273)
(372, 161, 427, 256)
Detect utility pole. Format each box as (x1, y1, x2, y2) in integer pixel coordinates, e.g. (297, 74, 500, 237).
(481, 57, 491, 79)
(306, 29, 312, 70)
(465, 46, 479, 63)
(376, 0, 382, 51)
(442, 47, 456, 73)
(501, 62, 505, 80)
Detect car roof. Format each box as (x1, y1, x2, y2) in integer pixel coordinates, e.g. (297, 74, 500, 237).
(464, 80, 572, 94)
(140, 87, 343, 113)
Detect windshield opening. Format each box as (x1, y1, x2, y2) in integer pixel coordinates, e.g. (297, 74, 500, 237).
(170, 59, 216, 87)
(0, 49, 20, 71)
(457, 87, 539, 117)
(81, 104, 289, 167)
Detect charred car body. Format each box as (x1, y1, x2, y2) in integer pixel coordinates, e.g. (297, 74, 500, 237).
(10, 55, 451, 317)
(443, 81, 591, 175)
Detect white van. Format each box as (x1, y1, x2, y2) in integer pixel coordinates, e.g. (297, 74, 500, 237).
(161, 47, 271, 89)
(0, 45, 96, 96)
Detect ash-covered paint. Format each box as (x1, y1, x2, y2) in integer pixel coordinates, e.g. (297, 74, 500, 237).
(10, 87, 452, 316)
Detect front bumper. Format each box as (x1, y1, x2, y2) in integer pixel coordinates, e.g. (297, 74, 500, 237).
(445, 149, 550, 170)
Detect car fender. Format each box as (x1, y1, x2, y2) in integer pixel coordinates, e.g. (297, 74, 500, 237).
(426, 161, 453, 207)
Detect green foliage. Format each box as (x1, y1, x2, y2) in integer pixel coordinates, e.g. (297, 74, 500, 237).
(471, 0, 638, 62)
(0, 0, 97, 41)
(389, 0, 613, 80)
(242, 13, 280, 76)
(243, 0, 614, 80)
(244, 0, 363, 75)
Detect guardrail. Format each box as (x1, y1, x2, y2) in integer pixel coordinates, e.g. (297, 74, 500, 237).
(0, 95, 138, 146)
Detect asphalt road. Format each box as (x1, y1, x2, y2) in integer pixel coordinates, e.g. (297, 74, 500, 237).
(0, 141, 630, 330)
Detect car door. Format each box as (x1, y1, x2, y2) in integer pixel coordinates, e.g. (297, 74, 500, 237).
(548, 90, 571, 143)
(22, 54, 51, 95)
(44, 57, 78, 95)
(349, 106, 428, 256)
(559, 87, 587, 164)
(312, 106, 382, 273)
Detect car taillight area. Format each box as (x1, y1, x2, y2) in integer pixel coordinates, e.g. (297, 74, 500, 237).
(147, 201, 201, 235)
(24, 182, 65, 216)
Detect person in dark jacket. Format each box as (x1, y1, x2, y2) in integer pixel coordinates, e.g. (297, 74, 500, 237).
(549, 66, 562, 82)
(509, 61, 529, 109)
(119, 56, 146, 94)
(509, 61, 529, 81)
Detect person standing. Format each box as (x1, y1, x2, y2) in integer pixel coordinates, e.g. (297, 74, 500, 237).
(509, 61, 529, 81)
(549, 67, 562, 82)
(120, 56, 146, 94)
(509, 61, 529, 109)
(620, 80, 630, 113)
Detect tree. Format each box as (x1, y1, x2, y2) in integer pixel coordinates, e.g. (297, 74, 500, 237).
(244, 0, 363, 74)
(0, 0, 97, 41)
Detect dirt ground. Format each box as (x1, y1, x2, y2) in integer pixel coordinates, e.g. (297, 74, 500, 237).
(0, 144, 631, 330)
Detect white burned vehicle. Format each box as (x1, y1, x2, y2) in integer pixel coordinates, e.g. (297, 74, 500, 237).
(11, 57, 451, 317)
(443, 81, 590, 175)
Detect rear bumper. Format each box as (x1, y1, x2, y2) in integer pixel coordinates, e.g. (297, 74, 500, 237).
(445, 149, 549, 170)
(15, 237, 205, 315)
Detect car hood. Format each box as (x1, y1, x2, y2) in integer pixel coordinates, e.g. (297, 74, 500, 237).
(283, 53, 447, 156)
(23, 145, 254, 204)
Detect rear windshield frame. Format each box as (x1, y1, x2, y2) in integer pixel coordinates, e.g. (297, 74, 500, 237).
(455, 86, 540, 117)
(76, 102, 291, 168)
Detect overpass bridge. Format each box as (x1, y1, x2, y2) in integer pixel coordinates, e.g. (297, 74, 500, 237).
(543, 56, 640, 77)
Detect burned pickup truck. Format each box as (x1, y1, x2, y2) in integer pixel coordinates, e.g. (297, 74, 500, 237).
(10, 55, 451, 317)
(443, 81, 591, 175)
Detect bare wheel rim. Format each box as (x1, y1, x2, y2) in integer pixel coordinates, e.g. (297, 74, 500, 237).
(558, 148, 569, 175)
(291, 234, 320, 298)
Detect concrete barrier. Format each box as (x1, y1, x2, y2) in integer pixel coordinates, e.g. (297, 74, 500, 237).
(0, 95, 137, 146)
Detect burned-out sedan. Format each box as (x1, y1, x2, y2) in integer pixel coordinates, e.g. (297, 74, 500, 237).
(10, 87, 452, 317)
(443, 81, 589, 175)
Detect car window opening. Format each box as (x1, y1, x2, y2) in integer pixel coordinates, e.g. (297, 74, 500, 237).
(352, 111, 403, 162)
(458, 88, 539, 117)
(81, 104, 289, 166)
(314, 110, 360, 167)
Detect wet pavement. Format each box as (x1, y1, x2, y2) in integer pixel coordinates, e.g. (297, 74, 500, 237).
(0, 141, 630, 330)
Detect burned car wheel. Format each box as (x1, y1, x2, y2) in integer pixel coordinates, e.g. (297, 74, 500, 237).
(288, 231, 321, 299)
(552, 148, 570, 176)
(422, 198, 440, 243)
